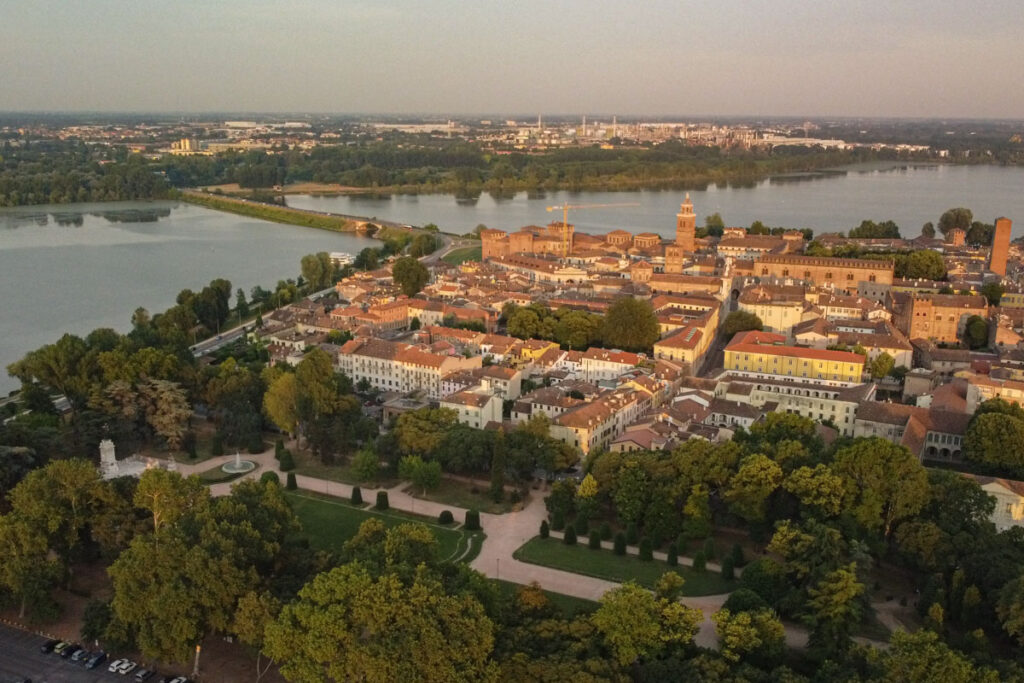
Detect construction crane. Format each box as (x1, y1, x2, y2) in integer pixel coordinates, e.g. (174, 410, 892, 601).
(545, 202, 640, 257)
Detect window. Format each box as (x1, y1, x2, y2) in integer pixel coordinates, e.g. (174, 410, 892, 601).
(847, 274, 854, 281)
(826, 272, 833, 279)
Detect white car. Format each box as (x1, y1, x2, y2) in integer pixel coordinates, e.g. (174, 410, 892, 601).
(118, 660, 139, 675)
(109, 659, 126, 673)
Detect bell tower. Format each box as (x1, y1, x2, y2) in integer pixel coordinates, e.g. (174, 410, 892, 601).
(676, 193, 696, 253)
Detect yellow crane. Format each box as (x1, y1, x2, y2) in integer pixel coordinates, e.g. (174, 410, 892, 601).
(545, 202, 640, 257)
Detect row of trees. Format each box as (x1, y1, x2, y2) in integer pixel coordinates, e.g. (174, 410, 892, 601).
(503, 298, 661, 353)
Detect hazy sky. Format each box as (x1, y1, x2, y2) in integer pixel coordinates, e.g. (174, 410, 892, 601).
(2, 0, 1022, 117)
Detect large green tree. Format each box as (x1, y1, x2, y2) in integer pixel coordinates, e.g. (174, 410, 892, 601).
(721, 310, 764, 338)
(938, 207, 973, 236)
(393, 256, 430, 296)
(600, 297, 660, 352)
(264, 564, 497, 683)
(964, 412, 1024, 467)
(591, 580, 702, 667)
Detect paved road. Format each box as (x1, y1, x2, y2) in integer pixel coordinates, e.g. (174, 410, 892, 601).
(0, 623, 119, 682)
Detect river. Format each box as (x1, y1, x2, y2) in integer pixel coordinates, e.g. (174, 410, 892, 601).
(286, 164, 1024, 239)
(0, 201, 374, 394)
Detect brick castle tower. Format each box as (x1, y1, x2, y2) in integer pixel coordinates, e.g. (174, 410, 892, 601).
(989, 217, 1012, 276)
(676, 193, 696, 253)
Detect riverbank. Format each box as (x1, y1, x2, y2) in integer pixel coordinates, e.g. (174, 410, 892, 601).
(181, 190, 363, 233)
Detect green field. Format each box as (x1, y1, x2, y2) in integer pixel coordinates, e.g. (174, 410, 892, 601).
(492, 579, 599, 617)
(284, 491, 482, 563)
(408, 478, 517, 515)
(182, 192, 357, 232)
(441, 245, 482, 264)
(513, 537, 735, 596)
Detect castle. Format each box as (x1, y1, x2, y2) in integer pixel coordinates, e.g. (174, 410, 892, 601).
(481, 194, 698, 272)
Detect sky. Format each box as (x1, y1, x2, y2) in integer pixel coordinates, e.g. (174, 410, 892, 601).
(1, 0, 1022, 118)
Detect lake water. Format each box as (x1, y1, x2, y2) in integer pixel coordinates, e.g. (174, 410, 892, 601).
(287, 164, 1024, 239)
(0, 201, 374, 394)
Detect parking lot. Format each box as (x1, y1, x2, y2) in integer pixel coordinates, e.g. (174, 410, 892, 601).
(0, 623, 160, 683)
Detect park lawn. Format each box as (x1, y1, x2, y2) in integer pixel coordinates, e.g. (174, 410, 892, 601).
(441, 245, 482, 265)
(492, 579, 599, 617)
(293, 452, 400, 489)
(196, 462, 258, 485)
(407, 477, 519, 515)
(513, 537, 735, 597)
(284, 491, 481, 563)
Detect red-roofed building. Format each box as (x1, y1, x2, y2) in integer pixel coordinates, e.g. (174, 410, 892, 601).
(725, 330, 865, 384)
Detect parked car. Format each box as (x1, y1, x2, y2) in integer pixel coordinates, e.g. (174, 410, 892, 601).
(52, 641, 71, 655)
(71, 647, 90, 662)
(109, 659, 127, 673)
(168, 678, 191, 683)
(39, 639, 60, 654)
(60, 644, 81, 659)
(85, 651, 108, 669)
(115, 659, 138, 675)
(135, 669, 156, 681)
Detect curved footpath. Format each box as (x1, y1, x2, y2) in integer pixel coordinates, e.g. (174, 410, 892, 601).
(174, 449, 903, 650)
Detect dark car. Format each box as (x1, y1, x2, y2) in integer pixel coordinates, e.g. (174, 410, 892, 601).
(135, 669, 156, 681)
(60, 644, 82, 659)
(39, 639, 60, 654)
(71, 647, 90, 663)
(85, 651, 108, 669)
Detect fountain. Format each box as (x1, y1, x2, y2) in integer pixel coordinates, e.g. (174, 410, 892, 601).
(221, 451, 256, 475)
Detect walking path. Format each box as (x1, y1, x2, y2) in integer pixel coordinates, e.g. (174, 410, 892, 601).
(171, 448, 894, 650)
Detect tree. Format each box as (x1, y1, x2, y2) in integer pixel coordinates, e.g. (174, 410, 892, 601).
(998, 574, 1024, 646)
(591, 581, 702, 667)
(300, 252, 335, 291)
(903, 250, 946, 280)
(133, 468, 208, 534)
(869, 352, 896, 380)
(0, 513, 61, 618)
(921, 222, 936, 238)
(601, 297, 660, 352)
(613, 460, 650, 525)
(233, 591, 282, 682)
(725, 454, 782, 523)
(722, 310, 763, 338)
(235, 288, 250, 319)
(805, 563, 864, 655)
(705, 212, 725, 231)
(392, 256, 430, 296)
(263, 372, 299, 436)
(964, 412, 1024, 468)
(713, 608, 785, 663)
(783, 464, 845, 518)
(880, 630, 1000, 683)
(506, 307, 542, 340)
(849, 220, 900, 239)
(831, 438, 929, 538)
(399, 455, 442, 495)
(352, 449, 380, 482)
(981, 282, 1005, 306)
(138, 379, 191, 451)
(938, 207, 973, 236)
(489, 432, 506, 502)
(965, 314, 988, 349)
(264, 564, 496, 683)
(395, 408, 458, 457)
(575, 472, 598, 521)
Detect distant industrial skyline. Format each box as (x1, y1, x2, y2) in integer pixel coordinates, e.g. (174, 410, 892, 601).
(2, 0, 1022, 118)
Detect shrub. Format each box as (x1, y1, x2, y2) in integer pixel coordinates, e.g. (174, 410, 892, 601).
(509, 490, 522, 504)
(260, 471, 280, 486)
(375, 491, 389, 510)
(351, 486, 363, 505)
(723, 588, 768, 613)
(639, 538, 653, 561)
(666, 542, 678, 567)
(211, 433, 224, 457)
(721, 556, 735, 581)
(626, 523, 639, 545)
(551, 509, 565, 531)
(675, 534, 688, 555)
(248, 435, 265, 454)
(286, 472, 297, 490)
(539, 519, 550, 538)
(185, 433, 197, 460)
(600, 522, 612, 541)
(278, 449, 296, 472)
(650, 530, 663, 549)
(730, 543, 746, 568)
(564, 526, 577, 545)
(613, 532, 626, 555)
(274, 438, 285, 459)
(589, 530, 602, 549)
(574, 516, 589, 536)
(438, 510, 454, 525)
(465, 509, 481, 531)
(703, 537, 716, 560)
(693, 551, 707, 573)
(738, 558, 788, 606)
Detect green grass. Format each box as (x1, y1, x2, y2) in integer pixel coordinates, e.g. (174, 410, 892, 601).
(441, 245, 482, 265)
(284, 491, 481, 563)
(195, 462, 257, 485)
(408, 478, 518, 515)
(492, 579, 599, 617)
(513, 537, 735, 596)
(182, 191, 358, 232)
(293, 453, 400, 489)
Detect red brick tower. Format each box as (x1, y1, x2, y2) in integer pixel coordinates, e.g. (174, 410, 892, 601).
(989, 217, 1012, 276)
(675, 193, 696, 253)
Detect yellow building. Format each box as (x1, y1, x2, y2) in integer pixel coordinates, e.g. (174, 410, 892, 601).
(724, 330, 865, 384)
